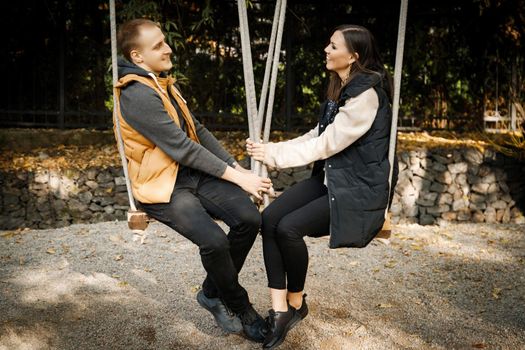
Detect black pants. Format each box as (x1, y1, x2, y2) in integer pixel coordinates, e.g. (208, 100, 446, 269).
(261, 173, 330, 292)
(140, 167, 261, 313)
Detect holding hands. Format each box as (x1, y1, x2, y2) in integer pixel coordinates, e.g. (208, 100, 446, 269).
(245, 138, 266, 162)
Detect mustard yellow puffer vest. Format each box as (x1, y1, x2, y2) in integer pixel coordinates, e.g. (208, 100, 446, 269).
(113, 74, 199, 204)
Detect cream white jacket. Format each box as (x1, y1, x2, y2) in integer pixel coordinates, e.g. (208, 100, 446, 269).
(264, 87, 379, 169)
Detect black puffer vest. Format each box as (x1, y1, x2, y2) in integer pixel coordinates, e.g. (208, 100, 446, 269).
(314, 73, 398, 248)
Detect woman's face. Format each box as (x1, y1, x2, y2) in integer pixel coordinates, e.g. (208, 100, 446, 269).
(324, 30, 356, 78)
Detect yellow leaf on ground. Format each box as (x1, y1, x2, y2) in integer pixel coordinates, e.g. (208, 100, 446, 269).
(410, 243, 423, 251)
(1, 232, 15, 239)
(377, 303, 393, 308)
(384, 260, 397, 268)
(492, 287, 502, 299)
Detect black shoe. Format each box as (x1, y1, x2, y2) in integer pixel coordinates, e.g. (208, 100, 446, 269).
(196, 290, 242, 333)
(295, 294, 308, 319)
(238, 304, 267, 343)
(263, 306, 301, 349)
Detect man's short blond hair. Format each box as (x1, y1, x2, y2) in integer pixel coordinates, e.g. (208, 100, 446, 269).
(117, 19, 160, 61)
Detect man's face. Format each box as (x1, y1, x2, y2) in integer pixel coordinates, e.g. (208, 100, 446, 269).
(131, 25, 173, 75)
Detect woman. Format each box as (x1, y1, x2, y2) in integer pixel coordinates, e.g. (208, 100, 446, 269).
(246, 25, 398, 349)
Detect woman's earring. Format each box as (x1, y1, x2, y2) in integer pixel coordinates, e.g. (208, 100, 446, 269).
(342, 69, 350, 85)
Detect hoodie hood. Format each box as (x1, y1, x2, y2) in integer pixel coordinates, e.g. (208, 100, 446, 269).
(117, 57, 168, 79)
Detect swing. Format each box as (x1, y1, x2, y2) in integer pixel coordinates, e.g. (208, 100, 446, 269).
(483, 55, 511, 133)
(109, 0, 150, 233)
(108, 0, 407, 238)
(236, 0, 406, 240)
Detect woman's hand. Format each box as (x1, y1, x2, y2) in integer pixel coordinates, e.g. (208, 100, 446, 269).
(245, 138, 266, 162)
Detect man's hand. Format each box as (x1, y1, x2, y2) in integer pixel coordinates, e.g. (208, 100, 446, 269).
(245, 138, 266, 162)
(236, 172, 272, 201)
(234, 163, 252, 174)
(221, 166, 272, 200)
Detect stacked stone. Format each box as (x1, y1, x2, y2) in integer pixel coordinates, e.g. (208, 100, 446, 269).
(1, 147, 524, 230)
(0, 167, 128, 230)
(389, 148, 524, 225)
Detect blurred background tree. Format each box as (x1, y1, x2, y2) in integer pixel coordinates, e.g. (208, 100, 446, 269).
(1, 0, 523, 131)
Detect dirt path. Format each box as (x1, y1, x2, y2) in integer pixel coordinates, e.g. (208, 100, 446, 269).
(1, 221, 524, 350)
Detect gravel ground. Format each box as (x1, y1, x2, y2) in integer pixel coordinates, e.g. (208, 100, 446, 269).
(1, 221, 524, 350)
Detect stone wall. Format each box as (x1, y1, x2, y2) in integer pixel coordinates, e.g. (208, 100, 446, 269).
(1, 167, 129, 230)
(1, 147, 524, 230)
(389, 148, 524, 225)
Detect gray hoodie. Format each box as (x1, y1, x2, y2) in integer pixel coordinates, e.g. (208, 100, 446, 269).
(117, 58, 236, 179)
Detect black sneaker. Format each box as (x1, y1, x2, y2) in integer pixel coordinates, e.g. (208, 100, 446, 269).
(295, 294, 308, 319)
(263, 306, 301, 349)
(237, 304, 267, 343)
(196, 290, 242, 333)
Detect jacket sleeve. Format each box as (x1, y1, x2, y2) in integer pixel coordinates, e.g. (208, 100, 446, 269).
(191, 115, 237, 167)
(279, 125, 319, 145)
(263, 88, 379, 169)
(119, 83, 228, 178)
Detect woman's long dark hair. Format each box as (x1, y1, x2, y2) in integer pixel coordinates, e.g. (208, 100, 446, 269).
(326, 25, 393, 102)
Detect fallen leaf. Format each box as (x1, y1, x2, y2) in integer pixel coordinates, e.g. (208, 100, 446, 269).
(47, 248, 56, 255)
(492, 287, 502, 299)
(109, 234, 124, 243)
(410, 243, 423, 251)
(1, 231, 15, 239)
(377, 303, 393, 308)
(384, 260, 397, 268)
(114, 254, 123, 261)
(471, 343, 487, 348)
(440, 231, 453, 240)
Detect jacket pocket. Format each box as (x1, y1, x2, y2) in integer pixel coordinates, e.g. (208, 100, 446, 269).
(137, 150, 152, 183)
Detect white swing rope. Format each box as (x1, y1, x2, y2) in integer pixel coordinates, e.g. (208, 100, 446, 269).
(237, 0, 260, 171)
(260, 0, 287, 207)
(109, 0, 137, 213)
(237, 0, 287, 207)
(386, 0, 409, 218)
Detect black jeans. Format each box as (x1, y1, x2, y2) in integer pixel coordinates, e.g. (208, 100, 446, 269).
(261, 173, 330, 292)
(140, 167, 261, 313)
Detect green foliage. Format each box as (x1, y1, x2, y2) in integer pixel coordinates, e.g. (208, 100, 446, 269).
(4, 0, 524, 130)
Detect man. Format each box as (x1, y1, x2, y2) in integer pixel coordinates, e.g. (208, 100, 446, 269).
(114, 19, 270, 342)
